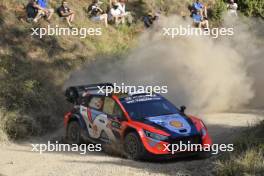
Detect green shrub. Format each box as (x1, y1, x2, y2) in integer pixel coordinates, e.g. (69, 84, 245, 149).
(210, 0, 227, 26)
(237, 0, 264, 18)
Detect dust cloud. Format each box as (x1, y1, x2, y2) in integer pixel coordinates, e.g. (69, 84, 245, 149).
(65, 15, 264, 113)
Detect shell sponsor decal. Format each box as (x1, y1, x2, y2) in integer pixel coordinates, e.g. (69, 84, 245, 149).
(169, 120, 183, 128)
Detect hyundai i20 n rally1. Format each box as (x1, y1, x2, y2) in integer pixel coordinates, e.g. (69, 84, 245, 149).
(64, 83, 212, 160)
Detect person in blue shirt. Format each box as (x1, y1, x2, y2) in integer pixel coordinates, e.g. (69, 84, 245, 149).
(192, 9, 209, 29)
(192, 0, 207, 18)
(33, 0, 54, 22)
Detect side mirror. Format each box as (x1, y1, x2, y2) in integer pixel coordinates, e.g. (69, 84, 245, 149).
(180, 106, 186, 113)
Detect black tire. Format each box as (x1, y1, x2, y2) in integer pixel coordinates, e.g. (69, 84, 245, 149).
(124, 132, 147, 160)
(66, 121, 82, 145)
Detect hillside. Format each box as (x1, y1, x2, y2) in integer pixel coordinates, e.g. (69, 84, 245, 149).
(0, 0, 140, 139)
(0, 0, 223, 140)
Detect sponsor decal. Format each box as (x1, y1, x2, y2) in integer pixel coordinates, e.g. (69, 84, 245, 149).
(170, 121, 183, 128)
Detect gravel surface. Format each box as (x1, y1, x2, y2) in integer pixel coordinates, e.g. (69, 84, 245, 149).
(0, 112, 263, 176)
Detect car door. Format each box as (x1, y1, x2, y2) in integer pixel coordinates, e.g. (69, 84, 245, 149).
(79, 95, 108, 140)
(103, 97, 127, 142)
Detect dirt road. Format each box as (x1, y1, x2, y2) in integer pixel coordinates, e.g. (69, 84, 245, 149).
(0, 112, 263, 176)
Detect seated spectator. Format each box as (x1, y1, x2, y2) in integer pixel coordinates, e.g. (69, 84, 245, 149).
(118, 0, 133, 25)
(143, 12, 159, 28)
(192, 10, 209, 29)
(227, 0, 238, 16)
(33, 0, 54, 23)
(88, 0, 108, 27)
(108, 0, 125, 26)
(192, 0, 207, 18)
(108, 0, 133, 25)
(58, 0, 75, 27)
(26, 0, 38, 22)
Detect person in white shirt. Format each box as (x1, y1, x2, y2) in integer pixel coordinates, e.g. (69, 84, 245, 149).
(109, 0, 132, 25)
(119, 0, 132, 24)
(227, 0, 238, 16)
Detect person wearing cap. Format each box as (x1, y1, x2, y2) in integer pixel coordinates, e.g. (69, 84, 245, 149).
(33, 0, 54, 23)
(227, 0, 238, 16)
(58, 0, 75, 27)
(88, 0, 108, 27)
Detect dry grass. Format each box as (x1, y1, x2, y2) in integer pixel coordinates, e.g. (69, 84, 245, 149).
(0, 0, 140, 139)
(215, 121, 264, 176)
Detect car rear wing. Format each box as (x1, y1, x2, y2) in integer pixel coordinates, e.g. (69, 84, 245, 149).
(65, 83, 113, 104)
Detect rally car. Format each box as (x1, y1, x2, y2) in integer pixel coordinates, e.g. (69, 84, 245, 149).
(64, 83, 212, 160)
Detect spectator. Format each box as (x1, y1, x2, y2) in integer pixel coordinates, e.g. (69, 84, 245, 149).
(58, 0, 75, 27)
(192, 10, 209, 29)
(33, 0, 54, 23)
(26, 0, 38, 21)
(88, 0, 108, 27)
(192, 0, 207, 18)
(227, 0, 238, 17)
(143, 12, 159, 28)
(108, 0, 125, 25)
(118, 0, 133, 25)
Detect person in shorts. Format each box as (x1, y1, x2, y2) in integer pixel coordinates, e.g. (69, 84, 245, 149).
(33, 0, 54, 23)
(88, 0, 108, 27)
(58, 0, 75, 27)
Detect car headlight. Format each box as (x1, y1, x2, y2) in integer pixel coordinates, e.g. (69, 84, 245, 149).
(144, 130, 169, 141)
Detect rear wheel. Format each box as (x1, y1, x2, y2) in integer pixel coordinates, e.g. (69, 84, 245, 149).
(124, 132, 147, 160)
(66, 121, 82, 144)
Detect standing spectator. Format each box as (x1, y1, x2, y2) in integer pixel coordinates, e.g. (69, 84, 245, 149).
(227, 0, 238, 17)
(88, 0, 108, 27)
(192, 0, 207, 18)
(192, 10, 209, 29)
(33, 0, 54, 23)
(58, 0, 75, 27)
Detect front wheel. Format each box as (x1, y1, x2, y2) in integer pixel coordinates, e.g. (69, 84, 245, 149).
(66, 121, 82, 144)
(124, 132, 147, 160)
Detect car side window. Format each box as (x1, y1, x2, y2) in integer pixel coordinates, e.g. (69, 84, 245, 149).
(113, 103, 126, 120)
(103, 97, 126, 120)
(88, 96, 104, 111)
(103, 97, 115, 115)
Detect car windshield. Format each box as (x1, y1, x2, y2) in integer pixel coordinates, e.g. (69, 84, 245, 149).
(121, 97, 179, 120)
